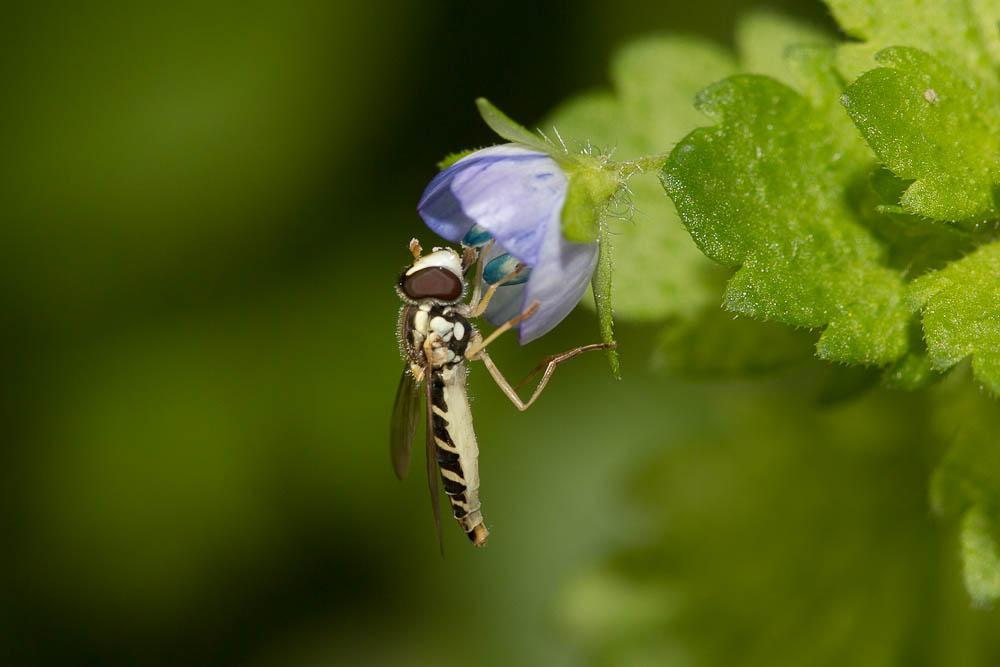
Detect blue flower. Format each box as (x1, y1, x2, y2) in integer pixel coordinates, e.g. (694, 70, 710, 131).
(417, 144, 598, 343)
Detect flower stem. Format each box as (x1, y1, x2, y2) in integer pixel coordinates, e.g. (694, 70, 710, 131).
(618, 152, 670, 179)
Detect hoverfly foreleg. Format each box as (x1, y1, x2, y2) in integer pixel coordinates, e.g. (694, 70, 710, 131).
(464, 301, 540, 360)
(467, 240, 493, 311)
(475, 343, 616, 411)
(469, 253, 531, 319)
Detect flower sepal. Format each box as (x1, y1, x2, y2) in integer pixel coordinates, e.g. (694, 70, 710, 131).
(561, 157, 621, 243)
(475, 98, 560, 158)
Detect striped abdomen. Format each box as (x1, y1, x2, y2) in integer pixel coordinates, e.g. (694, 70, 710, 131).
(431, 366, 489, 546)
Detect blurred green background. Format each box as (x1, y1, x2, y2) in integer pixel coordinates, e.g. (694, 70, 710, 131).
(8, 2, 991, 665)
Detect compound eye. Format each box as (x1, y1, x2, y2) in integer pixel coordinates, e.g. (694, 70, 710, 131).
(402, 267, 463, 301)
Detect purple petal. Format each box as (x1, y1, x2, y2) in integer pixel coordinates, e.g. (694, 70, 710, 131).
(519, 212, 599, 344)
(418, 144, 567, 266)
(484, 283, 526, 327)
(479, 240, 525, 326)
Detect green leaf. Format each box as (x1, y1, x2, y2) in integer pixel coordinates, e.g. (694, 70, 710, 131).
(857, 168, 977, 276)
(879, 323, 938, 391)
(662, 74, 909, 366)
(908, 240, 1000, 395)
(961, 506, 1000, 606)
(545, 38, 736, 321)
(610, 36, 736, 153)
(475, 97, 553, 155)
(562, 385, 1000, 664)
(815, 365, 881, 404)
(825, 0, 1000, 82)
(735, 9, 832, 87)
(592, 224, 620, 378)
(842, 47, 1000, 222)
(930, 377, 1000, 602)
(737, 13, 863, 159)
(655, 307, 814, 377)
(929, 377, 1000, 517)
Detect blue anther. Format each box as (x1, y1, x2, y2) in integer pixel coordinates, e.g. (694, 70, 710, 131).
(484, 253, 531, 285)
(462, 224, 493, 248)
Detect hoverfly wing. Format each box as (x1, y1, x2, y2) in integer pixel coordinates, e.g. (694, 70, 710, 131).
(424, 352, 444, 555)
(390, 365, 420, 480)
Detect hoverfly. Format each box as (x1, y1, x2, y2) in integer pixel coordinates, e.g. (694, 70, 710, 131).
(391, 237, 614, 550)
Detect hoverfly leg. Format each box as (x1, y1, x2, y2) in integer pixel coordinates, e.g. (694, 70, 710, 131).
(476, 342, 616, 412)
(464, 301, 539, 360)
(461, 246, 478, 274)
(411, 364, 425, 383)
(467, 240, 494, 310)
(469, 262, 527, 318)
(514, 343, 616, 390)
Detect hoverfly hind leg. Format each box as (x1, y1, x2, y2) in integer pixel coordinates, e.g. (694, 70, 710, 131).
(514, 342, 616, 390)
(476, 341, 616, 411)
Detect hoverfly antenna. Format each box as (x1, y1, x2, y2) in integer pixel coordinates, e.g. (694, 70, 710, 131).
(409, 238, 423, 260)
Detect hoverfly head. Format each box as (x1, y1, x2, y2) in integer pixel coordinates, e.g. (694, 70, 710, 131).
(398, 245, 465, 304)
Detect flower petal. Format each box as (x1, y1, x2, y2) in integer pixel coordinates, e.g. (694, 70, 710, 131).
(484, 283, 526, 327)
(477, 240, 524, 326)
(417, 144, 567, 266)
(417, 169, 477, 244)
(519, 212, 599, 344)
